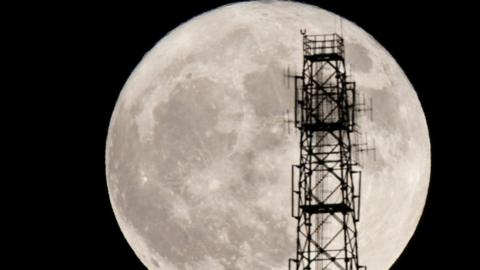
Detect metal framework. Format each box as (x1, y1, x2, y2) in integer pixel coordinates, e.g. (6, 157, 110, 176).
(287, 32, 367, 270)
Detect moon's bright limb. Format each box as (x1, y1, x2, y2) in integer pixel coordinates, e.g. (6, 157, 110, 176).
(105, 1, 430, 270)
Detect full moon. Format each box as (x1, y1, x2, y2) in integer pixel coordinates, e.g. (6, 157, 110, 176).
(105, 1, 430, 270)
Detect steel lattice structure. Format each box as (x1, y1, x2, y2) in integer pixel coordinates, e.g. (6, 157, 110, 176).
(288, 32, 367, 270)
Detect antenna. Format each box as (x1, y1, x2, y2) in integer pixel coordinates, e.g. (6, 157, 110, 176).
(355, 92, 373, 120)
(284, 65, 301, 89)
(369, 97, 374, 121)
(283, 109, 293, 135)
(334, 14, 337, 33)
(340, 15, 344, 37)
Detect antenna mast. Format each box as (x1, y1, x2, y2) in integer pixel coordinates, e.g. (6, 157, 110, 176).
(286, 30, 371, 270)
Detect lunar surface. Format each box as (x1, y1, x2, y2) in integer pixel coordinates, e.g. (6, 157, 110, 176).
(105, 1, 430, 270)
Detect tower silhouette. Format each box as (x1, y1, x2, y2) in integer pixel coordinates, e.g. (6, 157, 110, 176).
(287, 31, 370, 270)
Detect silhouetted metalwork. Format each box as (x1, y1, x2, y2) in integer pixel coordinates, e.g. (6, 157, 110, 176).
(286, 31, 373, 270)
